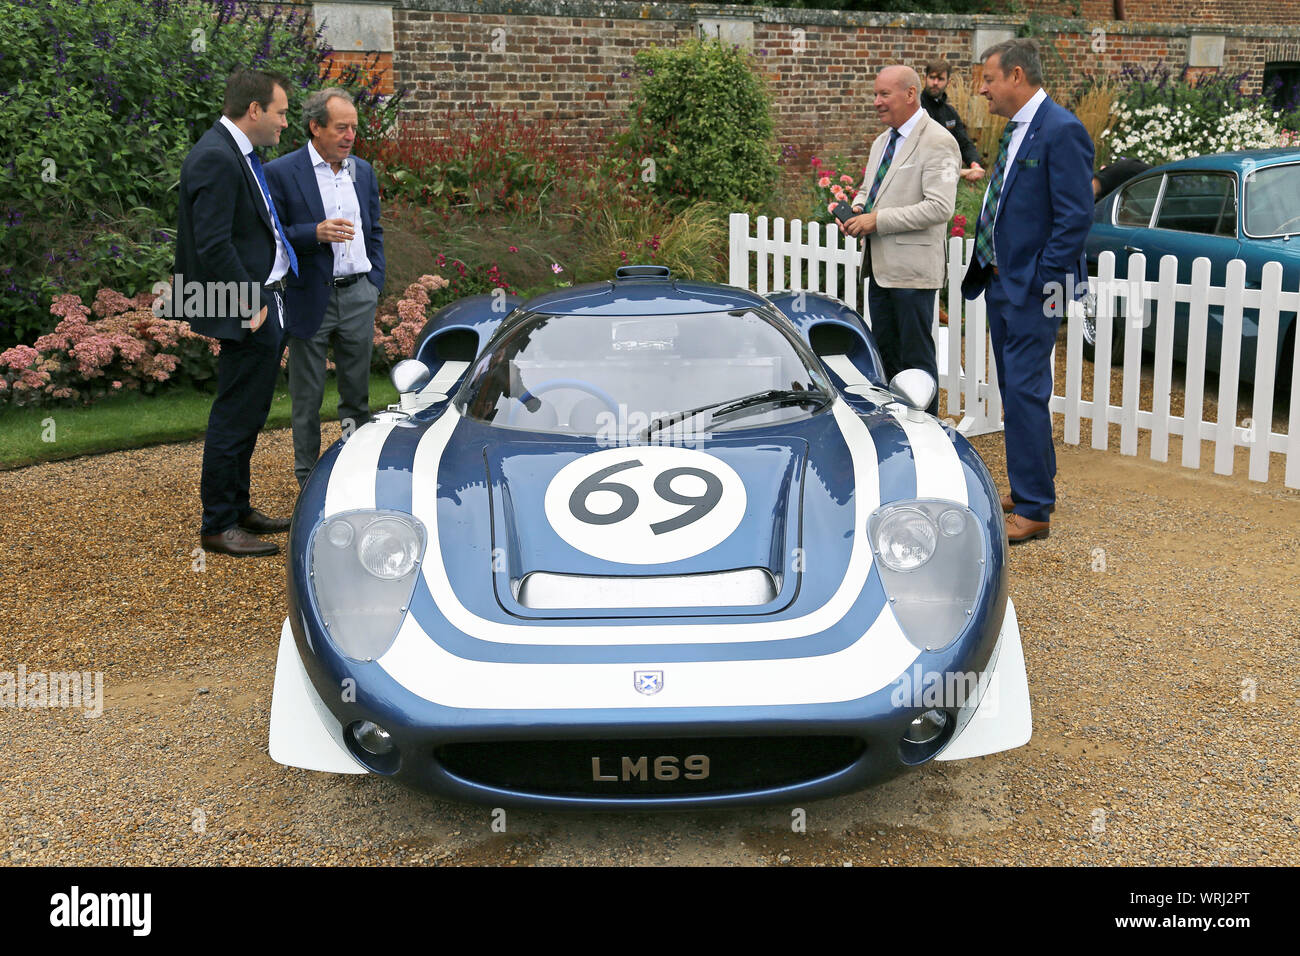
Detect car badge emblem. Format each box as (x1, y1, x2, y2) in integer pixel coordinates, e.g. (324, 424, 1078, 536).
(634, 671, 664, 695)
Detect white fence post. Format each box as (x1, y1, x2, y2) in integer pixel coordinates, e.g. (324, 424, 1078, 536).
(1182, 256, 1212, 470)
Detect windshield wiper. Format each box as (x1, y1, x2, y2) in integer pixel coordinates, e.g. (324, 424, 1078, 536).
(638, 387, 829, 441)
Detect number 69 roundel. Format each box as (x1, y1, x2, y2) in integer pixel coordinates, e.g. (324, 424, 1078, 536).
(543, 446, 748, 564)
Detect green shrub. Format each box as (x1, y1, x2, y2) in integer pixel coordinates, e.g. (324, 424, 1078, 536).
(0, 0, 401, 348)
(623, 39, 779, 208)
(575, 202, 728, 284)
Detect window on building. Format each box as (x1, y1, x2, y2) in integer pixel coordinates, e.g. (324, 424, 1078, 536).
(1263, 62, 1300, 114)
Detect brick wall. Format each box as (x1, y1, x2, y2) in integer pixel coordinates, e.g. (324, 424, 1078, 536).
(319, 0, 1300, 163)
(1027, 0, 1300, 26)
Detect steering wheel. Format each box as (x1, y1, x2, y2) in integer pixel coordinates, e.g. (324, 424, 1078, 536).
(505, 378, 620, 427)
(1273, 215, 1300, 234)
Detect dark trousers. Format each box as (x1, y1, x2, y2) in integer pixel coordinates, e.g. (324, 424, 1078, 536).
(985, 276, 1061, 523)
(867, 281, 939, 414)
(287, 278, 377, 487)
(199, 295, 286, 535)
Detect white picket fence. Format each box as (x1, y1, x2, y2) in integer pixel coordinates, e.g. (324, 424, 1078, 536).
(728, 212, 1300, 490)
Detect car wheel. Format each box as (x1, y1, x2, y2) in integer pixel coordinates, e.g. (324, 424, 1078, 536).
(1081, 291, 1121, 364)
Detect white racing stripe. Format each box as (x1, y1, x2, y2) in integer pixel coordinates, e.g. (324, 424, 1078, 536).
(388, 399, 888, 645)
(426, 359, 469, 394)
(820, 353, 871, 388)
(365, 398, 929, 708)
(378, 598, 919, 709)
(890, 411, 968, 505)
(323, 419, 398, 516)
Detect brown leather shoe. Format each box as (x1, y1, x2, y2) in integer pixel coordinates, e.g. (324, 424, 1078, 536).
(1005, 513, 1050, 544)
(201, 527, 281, 557)
(238, 508, 291, 534)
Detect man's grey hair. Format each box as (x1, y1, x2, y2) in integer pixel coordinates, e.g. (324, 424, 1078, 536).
(303, 87, 355, 133)
(980, 38, 1043, 87)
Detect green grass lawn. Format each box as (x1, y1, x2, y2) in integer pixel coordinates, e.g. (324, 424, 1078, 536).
(0, 371, 399, 470)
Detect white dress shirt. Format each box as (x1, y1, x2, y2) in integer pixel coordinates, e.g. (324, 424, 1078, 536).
(308, 141, 372, 278)
(219, 115, 291, 289)
(979, 87, 1048, 266)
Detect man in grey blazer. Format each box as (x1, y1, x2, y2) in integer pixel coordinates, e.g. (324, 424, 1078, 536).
(843, 65, 960, 414)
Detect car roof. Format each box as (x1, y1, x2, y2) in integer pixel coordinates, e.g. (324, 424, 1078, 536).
(521, 277, 773, 316)
(1144, 149, 1300, 175)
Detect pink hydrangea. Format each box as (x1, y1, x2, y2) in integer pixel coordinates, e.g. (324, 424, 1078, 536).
(0, 345, 40, 371)
(92, 289, 136, 318)
(69, 336, 116, 377)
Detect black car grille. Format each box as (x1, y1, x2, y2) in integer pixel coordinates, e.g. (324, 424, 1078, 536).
(435, 736, 865, 797)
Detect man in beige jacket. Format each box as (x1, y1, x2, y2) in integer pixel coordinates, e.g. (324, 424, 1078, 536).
(843, 65, 960, 413)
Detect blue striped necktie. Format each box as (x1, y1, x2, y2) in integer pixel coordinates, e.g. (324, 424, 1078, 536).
(245, 150, 298, 276)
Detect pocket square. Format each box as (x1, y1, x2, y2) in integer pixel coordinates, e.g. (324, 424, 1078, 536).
(1018, 158, 1040, 168)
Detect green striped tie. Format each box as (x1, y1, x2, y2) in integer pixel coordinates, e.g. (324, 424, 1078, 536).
(973, 121, 1018, 269)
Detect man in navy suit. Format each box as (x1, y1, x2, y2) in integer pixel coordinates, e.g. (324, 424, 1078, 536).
(961, 39, 1094, 543)
(265, 89, 385, 488)
(174, 70, 298, 557)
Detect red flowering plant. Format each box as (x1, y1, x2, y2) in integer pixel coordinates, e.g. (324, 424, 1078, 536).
(0, 288, 220, 407)
(808, 155, 865, 225)
(950, 214, 968, 238)
(359, 106, 609, 220)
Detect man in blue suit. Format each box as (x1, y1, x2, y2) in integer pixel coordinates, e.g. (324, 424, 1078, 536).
(961, 39, 1094, 543)
(265, 89, 385, 488)
(175, 70, 297, 557)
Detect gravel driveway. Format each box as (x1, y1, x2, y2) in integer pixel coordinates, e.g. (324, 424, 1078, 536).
(2, 406, 1297, 865)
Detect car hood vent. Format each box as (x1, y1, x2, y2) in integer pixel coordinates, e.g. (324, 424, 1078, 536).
(484, 436, 808, 618)
(515, 568, 778, 609)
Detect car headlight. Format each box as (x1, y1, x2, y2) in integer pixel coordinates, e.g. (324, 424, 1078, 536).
(309, 510, 427, 661)
(868, 500, 986, 651)
(873, 507, 938, 571)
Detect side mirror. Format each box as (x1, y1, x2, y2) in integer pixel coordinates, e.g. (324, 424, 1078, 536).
(391, 359, 432, 395)
(888, 369, 936, 422)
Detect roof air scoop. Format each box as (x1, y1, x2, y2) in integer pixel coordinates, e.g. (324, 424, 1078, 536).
(615, 265, 672, 280)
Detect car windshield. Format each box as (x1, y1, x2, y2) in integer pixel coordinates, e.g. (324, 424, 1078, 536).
(1244, 163, 1300, 237)
(457, 309, 831, 438)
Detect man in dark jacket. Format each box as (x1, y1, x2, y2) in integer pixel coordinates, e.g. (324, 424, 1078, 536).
(922, 59, 985, 183)
(173, 70, 297, 557)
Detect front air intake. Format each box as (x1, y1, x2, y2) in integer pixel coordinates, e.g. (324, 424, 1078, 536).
(436, 736, 865, 797)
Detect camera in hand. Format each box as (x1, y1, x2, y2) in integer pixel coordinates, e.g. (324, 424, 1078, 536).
(830, 201, 859, 224)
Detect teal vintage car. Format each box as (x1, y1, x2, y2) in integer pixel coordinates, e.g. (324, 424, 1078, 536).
(1085, 149, 1300, 389)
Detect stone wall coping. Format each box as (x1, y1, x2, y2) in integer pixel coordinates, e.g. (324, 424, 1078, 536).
(383, 0, 1300, 39)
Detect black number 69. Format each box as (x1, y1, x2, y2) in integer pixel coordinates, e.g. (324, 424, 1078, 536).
(568, 459, 723, 535)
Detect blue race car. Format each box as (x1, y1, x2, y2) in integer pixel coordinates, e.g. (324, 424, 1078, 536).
(268, 265, 1031, 809)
